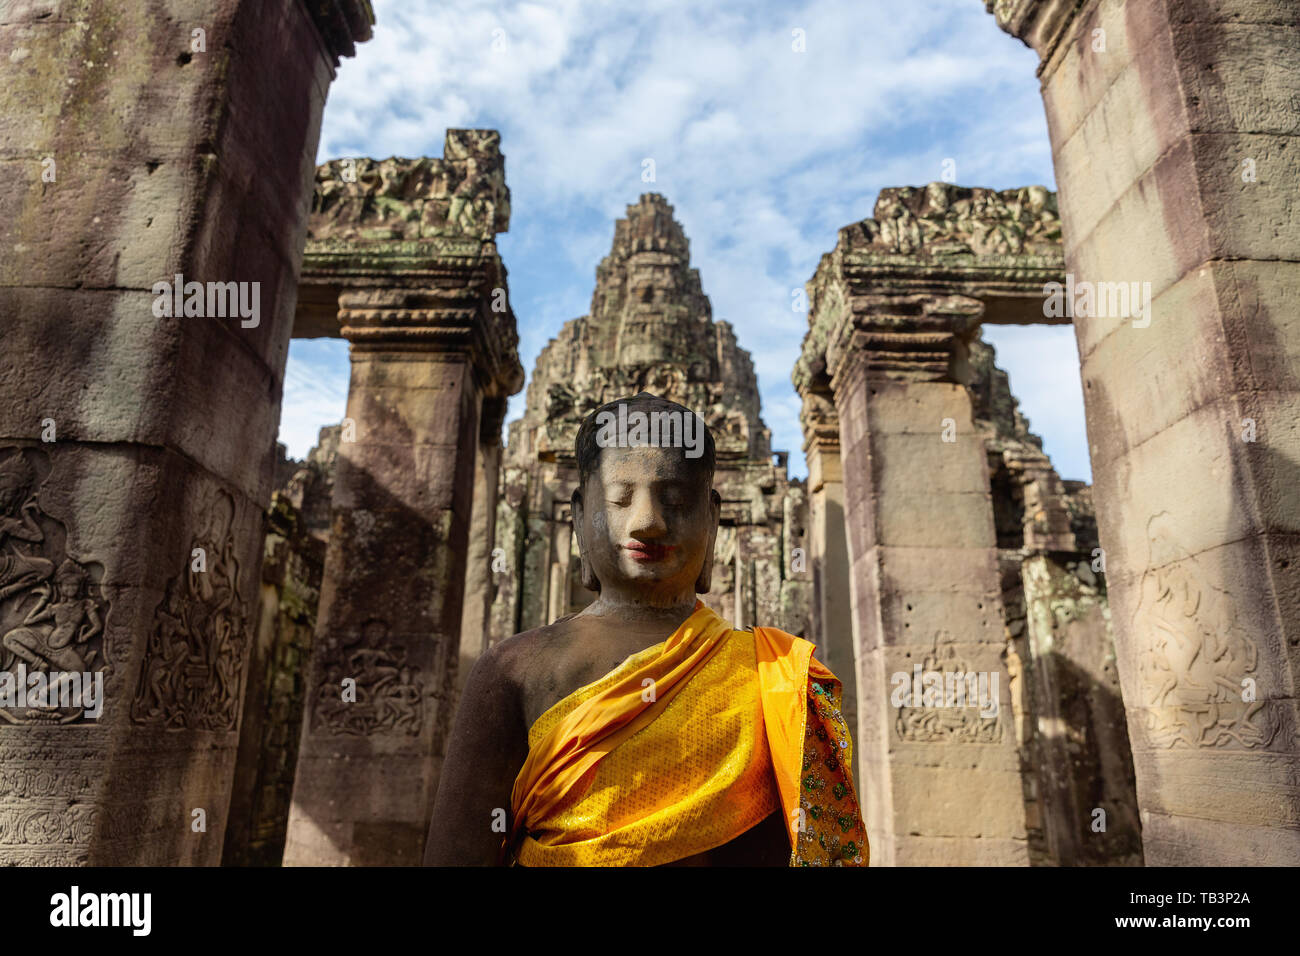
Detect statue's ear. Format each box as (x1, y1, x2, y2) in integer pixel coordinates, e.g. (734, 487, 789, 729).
(696, 488, 722, 594)
(572, 487, 600, 593)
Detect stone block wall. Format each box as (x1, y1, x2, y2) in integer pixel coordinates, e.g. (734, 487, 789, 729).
(990, 0, 1300, 864)
(0, 0, 371, 865)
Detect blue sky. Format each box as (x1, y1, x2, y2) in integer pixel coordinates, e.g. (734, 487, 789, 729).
(280, 0, 1092, 482)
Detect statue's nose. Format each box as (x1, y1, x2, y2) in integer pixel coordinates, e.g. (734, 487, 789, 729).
(626, 492, 667, 539)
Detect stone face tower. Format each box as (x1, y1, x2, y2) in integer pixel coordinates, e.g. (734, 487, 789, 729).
(487, 194, 809, 644)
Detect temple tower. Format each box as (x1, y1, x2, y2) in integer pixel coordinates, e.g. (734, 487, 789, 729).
(486, 195, 811, 653)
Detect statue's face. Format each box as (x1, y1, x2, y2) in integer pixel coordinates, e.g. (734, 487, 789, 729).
(574, 444, 719, 604)
(57, 572, 84, 598)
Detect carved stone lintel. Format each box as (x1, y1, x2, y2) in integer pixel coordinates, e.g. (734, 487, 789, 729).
(857, 183, 1062, 257)
(310, 131, 510, 242)
(302, 130, 523, 398)
(795, 183, 1063, 399)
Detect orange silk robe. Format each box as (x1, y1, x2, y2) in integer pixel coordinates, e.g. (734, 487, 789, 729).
(506, 601, 867, 866)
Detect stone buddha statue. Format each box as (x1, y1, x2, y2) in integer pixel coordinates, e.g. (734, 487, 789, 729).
(425, 392, 866, 866)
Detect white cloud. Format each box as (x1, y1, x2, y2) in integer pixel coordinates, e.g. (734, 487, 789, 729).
(284, 0, 1087, 482)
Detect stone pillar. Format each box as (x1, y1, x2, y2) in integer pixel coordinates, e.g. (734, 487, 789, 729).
(827, 297, 1029, 865)
(989, 0, 1300, 862)
(455, 396, 507, 697)
(801, 386, 858, 781)
(222, 492, 325, 866)
(733, 549, 750, 631)
(518, 509, 552, 634)
(796, 182, 1065, 864)
(0, 1, 369, 864)
(778, 484, 813, 636)
(487, 466, 528, 646)
(283, 283, 521, 866)
(1021, 553, 1143, 866)
(547, 520, 573, 625)
(281, 133, 522, 865)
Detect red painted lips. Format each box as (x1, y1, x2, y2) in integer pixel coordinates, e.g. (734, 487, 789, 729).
(623, 541, 675, 562)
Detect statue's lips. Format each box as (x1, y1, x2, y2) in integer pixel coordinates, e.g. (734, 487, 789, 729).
(623, 541, 675, 562)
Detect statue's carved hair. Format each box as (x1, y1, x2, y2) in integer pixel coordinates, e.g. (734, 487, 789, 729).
(574, 391, 716, 490)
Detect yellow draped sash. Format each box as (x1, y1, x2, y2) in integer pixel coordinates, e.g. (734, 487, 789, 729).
(506, 602, 868, 866)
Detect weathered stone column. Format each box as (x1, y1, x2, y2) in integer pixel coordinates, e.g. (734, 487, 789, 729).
(0, 1, 370, 864)
(800, 386, 858, 779)
(283, 135, 523, 865)
(456, 395, 507, 698)
(989, 0, 1300, 863)
(1020, 552, 1143, 866)
(487, 465, 529, 646)
(827, 299, 1029, 866)
(546, 519, 575, 625)
(221, 491, 325, 867)
(797, 184, 1067, 863)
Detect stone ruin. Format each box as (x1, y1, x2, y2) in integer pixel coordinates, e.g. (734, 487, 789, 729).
(488, 194, 811, 643)
(245, 183, 1143, 867)
(2, 0, 1297, 868)
(281, 131, 524, 866)
(794, 182, 1143, 864)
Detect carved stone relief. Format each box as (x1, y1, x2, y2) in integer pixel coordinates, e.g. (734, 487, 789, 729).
(861, 183, 1061, 257)
(894, 649, 1004, 744)
(1132, 515, 1281, 750)
(0, 448, 109, 725)
(310, 130, 510, 242)
(131, 491, 249, 731)
(311, 618, 425, 736)
(0, 803, 137, 850)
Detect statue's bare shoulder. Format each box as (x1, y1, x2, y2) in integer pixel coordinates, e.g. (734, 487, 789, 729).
(490, 613, 634, 731)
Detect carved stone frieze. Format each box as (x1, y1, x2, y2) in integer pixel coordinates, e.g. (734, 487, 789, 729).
(0, 803, 139, 849)
(893, 651, 1004, 744)
(131, 492, 249, 732)
(1132, 515, 1282, 751)
(859, 183, 1061, 257)
(301, 131, 524, 398)
(310, 618, 425, 736)
(795, 182, 1065, 397)
(311, 130, 510, 242)
(0, 448, 109, 726)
